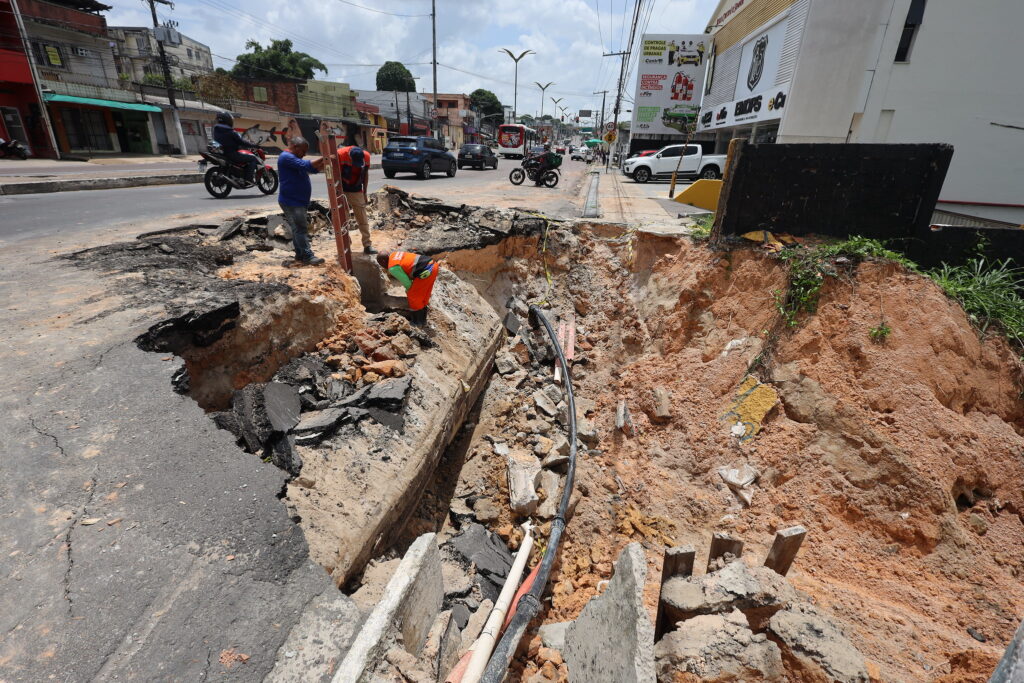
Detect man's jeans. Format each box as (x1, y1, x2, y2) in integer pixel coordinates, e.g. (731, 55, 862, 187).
(280, 203, 314, 261)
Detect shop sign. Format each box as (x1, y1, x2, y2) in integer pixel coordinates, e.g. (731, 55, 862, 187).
(699, 82, 789, 131)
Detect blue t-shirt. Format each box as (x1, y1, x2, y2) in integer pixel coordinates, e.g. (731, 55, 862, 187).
(278, 151, 317, 207)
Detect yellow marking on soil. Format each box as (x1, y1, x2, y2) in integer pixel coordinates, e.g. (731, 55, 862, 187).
(722, 375, 779, 441)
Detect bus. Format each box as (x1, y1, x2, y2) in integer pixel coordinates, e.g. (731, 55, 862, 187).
(497, 123, 537, 159)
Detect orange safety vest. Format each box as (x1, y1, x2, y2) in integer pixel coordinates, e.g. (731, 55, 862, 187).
(336, 146, 370, 191)
(388, 251, 438, 311)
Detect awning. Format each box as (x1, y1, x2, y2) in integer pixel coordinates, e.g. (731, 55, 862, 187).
(43, 93, 161, 113)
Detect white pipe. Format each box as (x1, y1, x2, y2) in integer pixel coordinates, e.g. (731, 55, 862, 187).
(460, 522, 535, 683)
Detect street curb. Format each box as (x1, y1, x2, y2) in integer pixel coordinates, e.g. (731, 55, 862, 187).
(0, 172, 203, 195)
(582, 171, 602, 218)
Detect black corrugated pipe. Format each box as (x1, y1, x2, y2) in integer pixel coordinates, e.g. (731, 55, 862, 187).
(480, 304, 578, 683)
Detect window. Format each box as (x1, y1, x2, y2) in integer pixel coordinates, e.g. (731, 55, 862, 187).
(684, 145, 699, 156)
(252, 86, 268, 102)
(31, 41, 65, 68)
(895, 0, 925, 62)
(661, 146, 682, 158)
(61, 108, 112, 151)
(187, 48, 193, 60)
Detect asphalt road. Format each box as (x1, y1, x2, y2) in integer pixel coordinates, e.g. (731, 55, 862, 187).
(0, 160, 587, 243)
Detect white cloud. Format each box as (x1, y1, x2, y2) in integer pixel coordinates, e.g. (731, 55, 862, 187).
(104, 0, 717, 118)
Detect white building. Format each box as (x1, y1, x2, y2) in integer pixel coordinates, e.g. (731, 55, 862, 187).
(700, 0, 1024, 225)
(109, 26, 214, 84)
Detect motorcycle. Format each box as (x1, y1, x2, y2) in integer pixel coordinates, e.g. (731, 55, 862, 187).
(198, 142, 278, 198)
(508, 157, 559, 188)
(0, 137, 30, 160)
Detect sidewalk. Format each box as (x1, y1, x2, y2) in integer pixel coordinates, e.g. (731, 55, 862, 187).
(0, 153, 383, 195)
(588, 166, 707, 234)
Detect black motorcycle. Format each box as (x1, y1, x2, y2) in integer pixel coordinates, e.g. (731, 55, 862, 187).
(0, 137, 29, 160)
(508, 156, 559, 188)
(198, 142, 278, 198)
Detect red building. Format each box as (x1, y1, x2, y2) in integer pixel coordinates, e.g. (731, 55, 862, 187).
(0, 0, 55, 157)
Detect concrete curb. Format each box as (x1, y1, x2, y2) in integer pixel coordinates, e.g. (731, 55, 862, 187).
(0, 173, 202, 195)
(582, 171, 602, 218)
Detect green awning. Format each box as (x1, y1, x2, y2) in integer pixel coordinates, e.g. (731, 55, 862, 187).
(43, 93, 162, 113)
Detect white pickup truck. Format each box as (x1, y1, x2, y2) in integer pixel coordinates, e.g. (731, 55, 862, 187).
(621, 144, 727, 183)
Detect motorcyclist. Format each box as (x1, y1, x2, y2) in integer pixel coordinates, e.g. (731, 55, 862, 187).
(212, 112, 259, 183)
(533, 143, 557, 186)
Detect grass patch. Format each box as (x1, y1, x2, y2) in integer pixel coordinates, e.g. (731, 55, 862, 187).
(869, 321, 893, 343)
(929, 256, 1024, 348)
(774, 236, 916, 327)
(690, 214, 714, 240)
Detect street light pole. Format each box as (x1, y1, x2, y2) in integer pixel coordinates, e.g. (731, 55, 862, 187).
(499, 48, 534, 121)
(431, 0, 439, 142)
(593, 90, 608, 133)
(534, 81, 553, 118)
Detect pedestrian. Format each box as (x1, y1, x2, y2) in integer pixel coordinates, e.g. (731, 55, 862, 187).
(376, 251, 438, 325)
(337, 144, 376, 254)
(277, 136, 326, 267)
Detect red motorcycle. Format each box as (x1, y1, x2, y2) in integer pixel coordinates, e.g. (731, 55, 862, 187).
(198, 143, 278, 198)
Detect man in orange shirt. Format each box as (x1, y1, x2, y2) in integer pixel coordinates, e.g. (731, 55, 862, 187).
(337, 145, 375, 253)
(376, 251, 438, 325)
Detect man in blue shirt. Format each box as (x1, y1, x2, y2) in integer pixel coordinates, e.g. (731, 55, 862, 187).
(278, 136, 326, 266)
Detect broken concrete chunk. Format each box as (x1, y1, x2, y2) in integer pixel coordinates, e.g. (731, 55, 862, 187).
(265, 433, 302, 476)
(655, 609, 784, 682)
(214, 217, 244, 240)
(541, 451, 570, 470)
(652, 387, 672, 422)
(769, 604, 869, 683)
(533, 390, 559, 418)
(263, 382, 301, 433)
(458, 599, 494, 656)
(577, 418, 599, 447)
(472, 497, 501, 524)
(539, 621, 571, 651)
(542, 383, 563, 405)
(389, 332, 418, 357)
(495, 353, 520, 375)
(449, 524, 514, 603)
(660, 561, 800, 631)
(533, 435, 554, 456)
(231, 383, 273, 453)
(503, 311, 523, 336)
(536, 469, 563, 520)
(563, 543, 654, 683)
(292, 408, 347, 444)
(506, 451, 542, 517)
(493, 442, 510, 457)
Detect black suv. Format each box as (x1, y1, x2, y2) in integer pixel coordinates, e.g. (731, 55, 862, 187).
(457, 143, 498, 170)
(382, 136, 457, 179)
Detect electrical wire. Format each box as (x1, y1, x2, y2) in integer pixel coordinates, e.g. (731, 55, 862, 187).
(331, 0, 430, 17)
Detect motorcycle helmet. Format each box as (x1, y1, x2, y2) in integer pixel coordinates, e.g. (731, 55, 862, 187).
(215, 112, 234, 127)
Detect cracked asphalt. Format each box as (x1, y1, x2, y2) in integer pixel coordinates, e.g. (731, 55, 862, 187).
(0, 161, 589, 679)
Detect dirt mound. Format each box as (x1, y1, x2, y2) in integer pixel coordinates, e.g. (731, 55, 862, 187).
(431, 224, 1024, 681)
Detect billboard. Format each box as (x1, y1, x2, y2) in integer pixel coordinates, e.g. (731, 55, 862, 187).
(630, 34, 708, 137)
(579, 109, 593, 118)
(698, 16, 790, 132)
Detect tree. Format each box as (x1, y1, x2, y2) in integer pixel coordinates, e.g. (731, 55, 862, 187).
(376, 61, 416, 92)
(469, 88, 503, 118)
(231, 39, 326, 80)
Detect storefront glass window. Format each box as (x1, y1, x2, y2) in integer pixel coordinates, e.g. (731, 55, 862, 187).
(754, 123, 779, 144)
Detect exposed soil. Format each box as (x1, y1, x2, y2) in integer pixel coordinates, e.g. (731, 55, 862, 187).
(404, 219, 1024, 681)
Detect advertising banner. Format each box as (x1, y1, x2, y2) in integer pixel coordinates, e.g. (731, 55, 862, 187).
(630, 33, 708, 137)
(698, 16, 790, 132)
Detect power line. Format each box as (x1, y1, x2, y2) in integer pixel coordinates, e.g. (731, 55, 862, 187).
(331, 0, 430, 17)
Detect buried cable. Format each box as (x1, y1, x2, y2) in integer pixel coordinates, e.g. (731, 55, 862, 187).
(479, 304, 578, 683)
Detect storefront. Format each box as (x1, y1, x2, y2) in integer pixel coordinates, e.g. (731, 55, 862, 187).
(44, 93, 160, 155)
(0, 48, 55, 157)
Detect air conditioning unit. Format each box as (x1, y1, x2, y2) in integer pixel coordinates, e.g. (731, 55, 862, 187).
(73, 47, 91, 57)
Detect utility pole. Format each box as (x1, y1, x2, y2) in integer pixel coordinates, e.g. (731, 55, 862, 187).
(431, 0, 440, 143)
(147, 0, 187, 155)
(593, 90, 608, 133)
(405, 90, 412, 135)
(10, 0, 60, 158)
(606, 0, 644, 171)
(394, 90, 400, 132)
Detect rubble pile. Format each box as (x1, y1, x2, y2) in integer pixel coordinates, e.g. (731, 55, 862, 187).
(206, 200, 331, 253)
(369, 185, 551, 255)
(207, 312, 423, 476)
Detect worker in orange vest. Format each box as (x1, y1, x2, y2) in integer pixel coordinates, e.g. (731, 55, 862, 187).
(336, 145, 375, 254)
(376, 251, 438, 325)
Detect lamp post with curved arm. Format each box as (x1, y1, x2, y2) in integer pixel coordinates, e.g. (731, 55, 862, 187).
(535, 81, 554, 118)
(499, 48, 535, 121)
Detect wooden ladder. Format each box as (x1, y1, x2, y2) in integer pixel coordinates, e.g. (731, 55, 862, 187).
(318, 121, 353, 273)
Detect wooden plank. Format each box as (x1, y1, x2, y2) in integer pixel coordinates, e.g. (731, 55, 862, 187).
(763, 525, 807, 576)
(706, 532, 744, 572)
(709, 138, 746, 246)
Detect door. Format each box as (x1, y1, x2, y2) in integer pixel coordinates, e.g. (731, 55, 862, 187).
(0, 106, 30, 154)
(680, 145, 701, 174)
(655, 146, 682, 175)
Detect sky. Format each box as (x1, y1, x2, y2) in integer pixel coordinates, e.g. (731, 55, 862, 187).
(105, 0, 717, 124)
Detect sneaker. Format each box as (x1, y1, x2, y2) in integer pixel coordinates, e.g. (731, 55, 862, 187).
(305, 256, 325, 265)
(363, 245, 378, 254)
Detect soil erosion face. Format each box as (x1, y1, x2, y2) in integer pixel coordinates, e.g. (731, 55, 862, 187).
(439, 225, 1024, 681)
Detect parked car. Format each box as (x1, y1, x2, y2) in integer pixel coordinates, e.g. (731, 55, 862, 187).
(382, 136, 457, 179)
(570, 148, 587, 161)
(457, 143, 498, 170)
(555, 145, 566, 154)
(620, 144, 726, 183)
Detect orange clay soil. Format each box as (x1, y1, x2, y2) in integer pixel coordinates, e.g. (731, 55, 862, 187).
(438, 224, 1024, 682)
